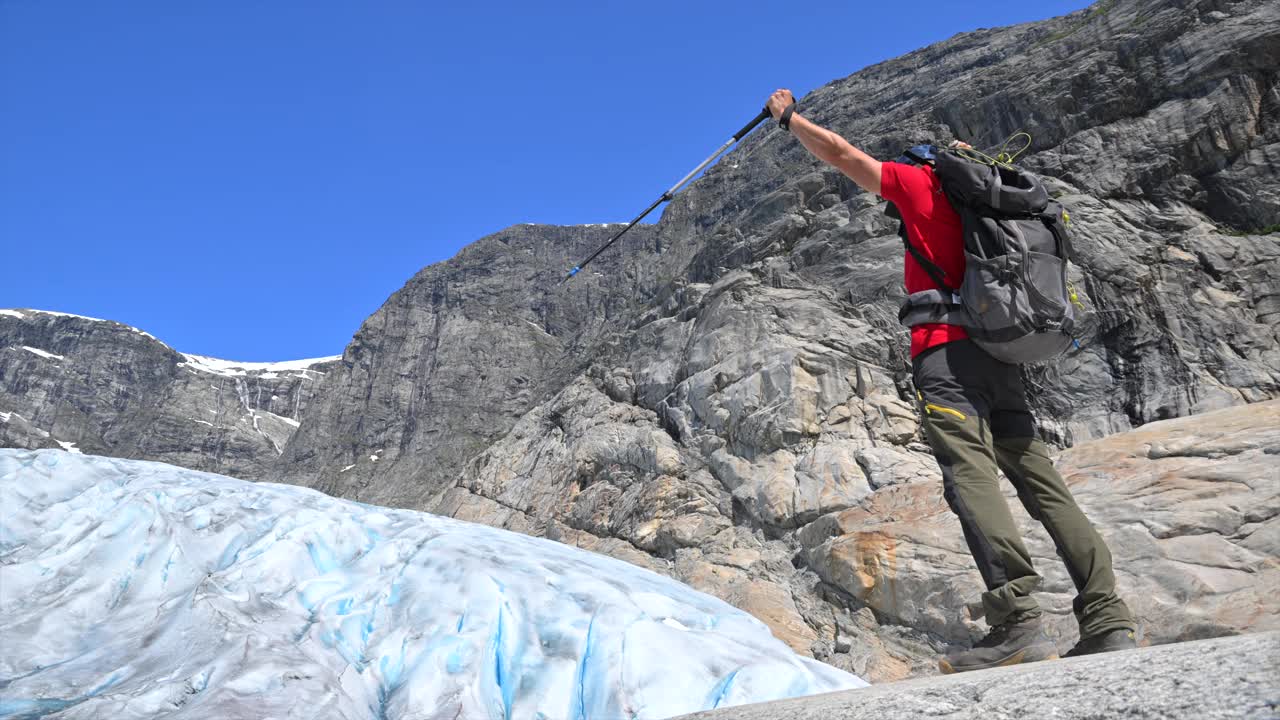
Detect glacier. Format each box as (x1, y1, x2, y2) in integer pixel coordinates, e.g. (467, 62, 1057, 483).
(0, 450, 864, 719)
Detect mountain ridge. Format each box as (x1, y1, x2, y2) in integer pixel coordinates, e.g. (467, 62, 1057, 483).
(0, 307, 337, 477)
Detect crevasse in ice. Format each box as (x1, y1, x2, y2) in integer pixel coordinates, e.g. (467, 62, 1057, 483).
(0, 450, 864, 719)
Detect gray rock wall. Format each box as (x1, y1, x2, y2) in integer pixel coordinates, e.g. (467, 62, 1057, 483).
(0, 309, 333, 478)
(404, 0, 1280, 680)
(274, 223, 661, 509)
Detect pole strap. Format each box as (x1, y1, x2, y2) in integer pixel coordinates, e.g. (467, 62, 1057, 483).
(779, 103, 797, 130)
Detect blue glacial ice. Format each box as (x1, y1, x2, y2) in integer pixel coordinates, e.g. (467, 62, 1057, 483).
(0, 450, 864, 719)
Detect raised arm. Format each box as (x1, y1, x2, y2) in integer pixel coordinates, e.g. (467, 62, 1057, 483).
(766, 89, 882, 195)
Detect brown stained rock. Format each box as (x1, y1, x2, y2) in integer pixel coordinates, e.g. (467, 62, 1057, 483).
(724, 581, 818, 655)
(676, 557, 750, 598)
(806, 483, 975, 640)
(826, 532, 900, 609)
(806, 401, 1280, 648)
(672, 555, 823, 657)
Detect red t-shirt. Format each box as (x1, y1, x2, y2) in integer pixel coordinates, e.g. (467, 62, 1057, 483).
(880, 161, 968, 357)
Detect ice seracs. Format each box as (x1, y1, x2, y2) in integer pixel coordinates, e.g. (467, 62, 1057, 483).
(0, 450, 864, 720)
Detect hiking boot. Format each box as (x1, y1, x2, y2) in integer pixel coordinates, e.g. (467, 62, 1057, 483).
(938, 616, 1058, 674)
(1063, 628, 1137, 658)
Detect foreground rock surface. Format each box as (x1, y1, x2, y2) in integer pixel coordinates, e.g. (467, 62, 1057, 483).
(675, 631, 1280, 720)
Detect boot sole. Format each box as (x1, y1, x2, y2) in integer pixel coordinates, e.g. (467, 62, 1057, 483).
(938, 643, 1059, 675)
(1063, 630, 1139, 658)
(1063, 641, 1137, 659)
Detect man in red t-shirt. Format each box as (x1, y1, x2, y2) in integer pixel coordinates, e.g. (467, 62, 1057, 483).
(764, 89, 1136, 672)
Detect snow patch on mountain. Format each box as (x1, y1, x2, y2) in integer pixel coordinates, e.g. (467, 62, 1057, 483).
(179, 353, 340, 378)
(21, 346, 64, 361)
(23, 308, 107, 323)
(0, 411, 50, 438)
(0, 450, 863, 719)
(3, 308, 339, 380)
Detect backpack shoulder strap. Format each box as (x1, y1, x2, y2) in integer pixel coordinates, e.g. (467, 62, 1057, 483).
(1041, 201, 1075, 261)
(889, 203, 955, 294)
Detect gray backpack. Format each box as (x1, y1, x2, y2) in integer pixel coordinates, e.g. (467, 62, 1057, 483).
(895, 148, 1078, 365)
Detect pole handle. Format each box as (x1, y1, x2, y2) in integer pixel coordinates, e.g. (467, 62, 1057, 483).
(732, 108, 773, 141)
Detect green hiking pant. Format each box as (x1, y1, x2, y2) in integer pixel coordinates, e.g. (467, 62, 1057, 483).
(913, 339, 1135, 638)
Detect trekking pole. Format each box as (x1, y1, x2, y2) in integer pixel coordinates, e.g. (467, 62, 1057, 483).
(562, 107, 773, 281)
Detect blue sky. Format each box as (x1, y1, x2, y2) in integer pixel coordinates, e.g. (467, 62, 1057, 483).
(1, 0, 1092, 361)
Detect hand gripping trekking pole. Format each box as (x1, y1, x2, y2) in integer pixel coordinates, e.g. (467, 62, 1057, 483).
(563, 107, 773, 281)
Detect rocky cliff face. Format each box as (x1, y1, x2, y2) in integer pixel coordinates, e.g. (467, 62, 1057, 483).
(279, 0, 1279, 680)
(274, 223, 661, 509)
(5, 0, 1277, 683)
(0, 309, 335, 478)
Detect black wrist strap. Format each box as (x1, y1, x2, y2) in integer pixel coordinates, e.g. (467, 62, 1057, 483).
(779, 102, 797, 130)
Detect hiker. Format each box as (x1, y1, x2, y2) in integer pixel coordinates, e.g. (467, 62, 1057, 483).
(764, 88, 1138, 673)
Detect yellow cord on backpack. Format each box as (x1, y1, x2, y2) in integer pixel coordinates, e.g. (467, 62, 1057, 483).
(953, 131, 1034, 168)
(994, 132, 1032, 164)
(1067, 282, 1086, 311)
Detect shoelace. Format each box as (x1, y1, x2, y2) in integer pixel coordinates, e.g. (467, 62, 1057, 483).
(975, 623, 1014, 648)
